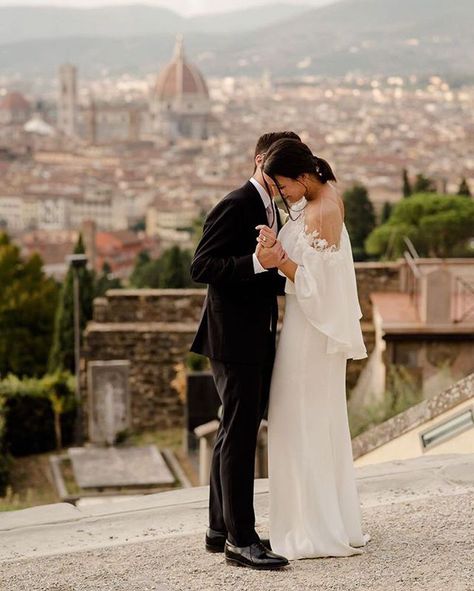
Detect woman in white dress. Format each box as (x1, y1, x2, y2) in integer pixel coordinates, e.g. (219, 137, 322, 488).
(256, 138, 370, 561)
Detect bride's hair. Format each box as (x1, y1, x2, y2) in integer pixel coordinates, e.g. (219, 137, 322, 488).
(263, 138, 336, 184)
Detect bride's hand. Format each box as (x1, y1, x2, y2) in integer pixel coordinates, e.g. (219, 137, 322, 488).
(256, 224, 277, 248)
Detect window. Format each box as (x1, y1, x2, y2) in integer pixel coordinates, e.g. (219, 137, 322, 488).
(420, 407, 474, 450)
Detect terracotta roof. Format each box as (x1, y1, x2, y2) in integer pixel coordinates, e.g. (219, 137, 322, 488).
(0, 91, 31, 112)
(96, 230, 142, 251)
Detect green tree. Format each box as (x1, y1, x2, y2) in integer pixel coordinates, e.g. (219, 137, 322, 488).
(129, 250, 162, 288)
(192, 211, 206, 246)
(402, 169, 412, 198)
(343, 184, 376, 261)
(413, 173, 437, 193)
(0, 232, 59, 377)
(48, 234, 94, 373)
(365, 193, 474, 259)
(94, 262, 121, 298)
(159, 246, 194, 288)
(381, 201, 393, 223)
(458, 178, 471, 197)
(129, 246, 195, 288)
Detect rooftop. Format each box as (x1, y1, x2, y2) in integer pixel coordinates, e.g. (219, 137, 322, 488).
(1, 453, 473, 590)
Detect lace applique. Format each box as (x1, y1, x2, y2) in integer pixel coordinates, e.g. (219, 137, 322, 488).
(303, 225, 340, 253)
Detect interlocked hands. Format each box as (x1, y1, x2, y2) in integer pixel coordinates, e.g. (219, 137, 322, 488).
(255, 225, 288, 269)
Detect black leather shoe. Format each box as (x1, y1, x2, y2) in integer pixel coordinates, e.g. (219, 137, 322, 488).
(206, 529, 272, 553)
(205, 528, 227, 553)
(224, 541, 289, 570)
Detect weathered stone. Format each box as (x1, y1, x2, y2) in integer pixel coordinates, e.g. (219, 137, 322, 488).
(83, 267, 400, 434)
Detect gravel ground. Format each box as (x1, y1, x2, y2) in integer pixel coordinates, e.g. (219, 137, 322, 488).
(1, 491, 473, 591)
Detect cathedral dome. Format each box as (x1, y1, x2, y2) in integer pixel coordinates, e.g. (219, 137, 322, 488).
(154, 36, 209, 101)
(0, 91, 30, 112)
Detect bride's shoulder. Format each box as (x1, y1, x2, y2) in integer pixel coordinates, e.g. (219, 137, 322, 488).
(306, 188, 343, 225)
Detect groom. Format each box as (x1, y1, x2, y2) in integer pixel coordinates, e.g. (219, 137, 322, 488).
(190, 131, 301, 570)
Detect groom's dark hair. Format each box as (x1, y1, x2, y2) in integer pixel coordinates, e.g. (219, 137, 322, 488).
(253, 131, 301, 173)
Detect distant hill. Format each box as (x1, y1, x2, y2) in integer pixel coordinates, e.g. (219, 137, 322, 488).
(226, 0, 474, 79)
(0, 3, 310, 43)
(0, 0, 472, 81)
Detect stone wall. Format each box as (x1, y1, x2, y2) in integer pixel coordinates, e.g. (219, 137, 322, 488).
(82, 263, 403, 433)
(82, 290, 206, 434)
(354, 261, 402, 321)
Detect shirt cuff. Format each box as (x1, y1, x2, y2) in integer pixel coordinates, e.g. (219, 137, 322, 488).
(253, 252, 268, 274)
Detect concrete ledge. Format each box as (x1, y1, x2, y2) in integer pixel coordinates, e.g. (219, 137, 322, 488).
(1, 454, 473, 564)
(352, 373, 474, 459)
(0, 503, 82, 531)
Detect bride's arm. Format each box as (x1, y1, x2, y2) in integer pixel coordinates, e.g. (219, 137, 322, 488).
(277, 257, 297, 282)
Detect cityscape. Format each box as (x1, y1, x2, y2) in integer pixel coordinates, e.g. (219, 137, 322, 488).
(1, 33, 473, 277)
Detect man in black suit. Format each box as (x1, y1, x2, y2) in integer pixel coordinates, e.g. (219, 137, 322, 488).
(190, 131, 301, 570)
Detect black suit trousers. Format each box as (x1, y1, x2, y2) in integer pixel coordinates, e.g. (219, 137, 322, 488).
(209, 350, 274, 547)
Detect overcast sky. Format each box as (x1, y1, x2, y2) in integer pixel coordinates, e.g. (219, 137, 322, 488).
(0, 0, 335, 16)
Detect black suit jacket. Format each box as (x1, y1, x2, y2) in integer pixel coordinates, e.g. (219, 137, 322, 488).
(190, 180, 286, 364)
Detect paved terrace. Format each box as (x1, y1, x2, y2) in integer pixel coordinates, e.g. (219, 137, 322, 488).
(0, 454, 473, 591)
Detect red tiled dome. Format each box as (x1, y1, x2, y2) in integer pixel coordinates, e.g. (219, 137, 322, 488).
(154, 36, 209, 101)
(0, 91, 31, 112)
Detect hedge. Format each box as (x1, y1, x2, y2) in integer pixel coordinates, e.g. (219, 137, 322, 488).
(0, 372, 77, 459)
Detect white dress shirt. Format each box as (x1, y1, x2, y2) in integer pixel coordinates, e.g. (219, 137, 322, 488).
(249, 177, 277, 274)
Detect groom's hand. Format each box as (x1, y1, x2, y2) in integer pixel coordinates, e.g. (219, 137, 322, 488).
(256, 241, 286, 269)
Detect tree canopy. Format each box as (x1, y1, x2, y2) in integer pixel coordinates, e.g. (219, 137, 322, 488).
(365, 193, 474, 259)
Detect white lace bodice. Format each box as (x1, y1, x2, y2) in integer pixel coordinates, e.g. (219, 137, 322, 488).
(278, 202, 346, 264)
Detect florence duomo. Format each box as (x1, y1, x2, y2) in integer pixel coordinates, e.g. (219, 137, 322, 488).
(57, 35, 215, 145)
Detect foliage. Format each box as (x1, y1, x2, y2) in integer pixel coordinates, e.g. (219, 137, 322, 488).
(342, 184, 376, 261)
(402, 168, 412, 198)
(48, 234, 95, 373)
(349, 365, 423, 438)
(0, 232, 59, 378)
(130, 246, 195, 288)
(457, 178, 471, 197)
(186, 352, 209, 372)
(0, 372, 76, 457)
(380, 201, 393, 223)
(0, 396, 10, 494)
(94, 262, 121, 298)
(365, 193, 474, 259)
(413, 173, 437, 193)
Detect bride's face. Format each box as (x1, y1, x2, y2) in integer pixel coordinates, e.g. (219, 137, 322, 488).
(274, 174, 307, 203)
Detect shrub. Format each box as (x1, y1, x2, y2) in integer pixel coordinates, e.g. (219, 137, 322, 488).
(0, 372, 77, 457)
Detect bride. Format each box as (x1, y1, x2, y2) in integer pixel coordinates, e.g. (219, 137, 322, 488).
(256, 138, 370, 560)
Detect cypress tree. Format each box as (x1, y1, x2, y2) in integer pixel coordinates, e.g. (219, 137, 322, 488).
(48, 234, 94, 373)
(402, 169, 412, 198)
(457, 178, 471, 197)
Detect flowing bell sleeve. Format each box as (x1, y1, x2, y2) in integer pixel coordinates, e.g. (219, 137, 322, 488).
(291, 225, 367, 360)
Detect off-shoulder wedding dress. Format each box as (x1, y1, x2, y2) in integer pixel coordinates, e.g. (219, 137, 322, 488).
(268, 199, 370, 560)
